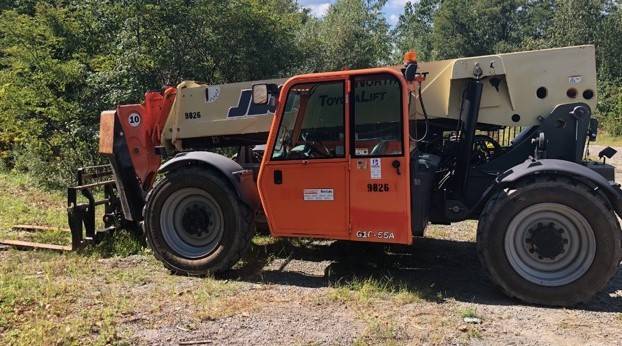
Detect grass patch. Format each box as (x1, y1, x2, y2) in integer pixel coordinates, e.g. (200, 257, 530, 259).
(0, 171, 66, 229)
(0, 252, 126, 344)
(0, 171, 69, 245)
(594, 132, 622, 147)
(328, 276, 422, 306)
(0, 250, 243, 345)
(459, 306, 480, 319)
(251, 234, 276, 246)
(0, 170, 144, 254)
(457, 306, 483, 341)
(354, 315, 402, 346)
(466, 327, 482, 339)
(425, 221, 477, 242)
(0, 170, 249, 343)
(87, 231, 146, 258)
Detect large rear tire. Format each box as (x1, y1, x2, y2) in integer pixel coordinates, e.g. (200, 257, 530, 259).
(144, 167, 254, 275)
(477, 176, 621, 306)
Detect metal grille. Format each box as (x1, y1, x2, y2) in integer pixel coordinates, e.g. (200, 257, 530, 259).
(482, 126, 524, 147)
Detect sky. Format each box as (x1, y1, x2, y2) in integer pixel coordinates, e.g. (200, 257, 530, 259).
(299, 0, 410, 26)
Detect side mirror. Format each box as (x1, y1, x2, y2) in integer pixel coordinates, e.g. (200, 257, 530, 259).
(252, 84, 269, 105)
(403, 62, 418, 82)
(252, 83, 279, 105)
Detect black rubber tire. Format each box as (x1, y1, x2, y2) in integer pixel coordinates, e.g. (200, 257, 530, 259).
(477, 176, 621, 306)
(144, 167, 254, 275)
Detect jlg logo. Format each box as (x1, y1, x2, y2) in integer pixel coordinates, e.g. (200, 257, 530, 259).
(228, 89, 277, 118)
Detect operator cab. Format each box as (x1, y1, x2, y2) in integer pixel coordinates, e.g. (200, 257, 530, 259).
(255, 68, 419, 245)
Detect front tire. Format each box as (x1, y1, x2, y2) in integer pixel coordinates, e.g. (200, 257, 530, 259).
(144, 167, 254, 275)
(477, 176, 621, 306)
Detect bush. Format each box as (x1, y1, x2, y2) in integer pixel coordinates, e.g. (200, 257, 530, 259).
(13, 138, 103, 189)
(597, 81, 622, 137)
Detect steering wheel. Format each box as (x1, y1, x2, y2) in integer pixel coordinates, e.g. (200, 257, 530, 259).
(303, 141, 331, 158)
(299, 132, 332, 158)
(472, 134, 502, 163)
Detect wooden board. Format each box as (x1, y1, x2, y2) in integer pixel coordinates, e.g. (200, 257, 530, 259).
(11, 225, 69, 232)
(0, 239, 72, 251)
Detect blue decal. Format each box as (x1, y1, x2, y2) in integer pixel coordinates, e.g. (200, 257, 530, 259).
(228, 89, 277, 118)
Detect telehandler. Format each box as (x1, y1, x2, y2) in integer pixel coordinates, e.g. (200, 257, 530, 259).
(65, 45, 621, 306)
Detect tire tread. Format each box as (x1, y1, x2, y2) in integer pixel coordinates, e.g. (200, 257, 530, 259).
(477, 175, 621, 306)
(144, 166, 255, 275)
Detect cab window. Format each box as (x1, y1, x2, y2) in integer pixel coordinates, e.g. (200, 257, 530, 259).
(352, 74, 403, 157)
(271, 81, 345, 160)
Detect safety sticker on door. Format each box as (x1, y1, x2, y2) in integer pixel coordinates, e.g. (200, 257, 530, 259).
(370, 158, 382, 179)
(304, 189, 334, 201)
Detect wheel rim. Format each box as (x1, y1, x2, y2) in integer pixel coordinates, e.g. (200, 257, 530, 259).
(160, 187, 224, 259)
(504, 203, 596, 287)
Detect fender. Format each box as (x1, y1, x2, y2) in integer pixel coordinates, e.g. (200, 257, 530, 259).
(497, 159, 622, 216)
(159, 151, 260, 211)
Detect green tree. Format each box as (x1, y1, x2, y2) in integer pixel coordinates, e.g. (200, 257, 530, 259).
(546, 0, 606, 47)
(598, 81, 622, 136)
(599, 4, 622, 81)
(94, 0, 305, 102)
(513, 0, 555, 49)
(432, 0, 528, 59)
(0, 3, 113, 185)
(541, 0, 622, 135)
(2, 0, 622, 188)
(0, 0, 308, 186)
(298, 0, 391, 71)
(543, 0, 622, 81)
(392, 0, 439, 62)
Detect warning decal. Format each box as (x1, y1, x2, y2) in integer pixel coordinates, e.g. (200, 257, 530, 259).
(304, 188, 334, 201)
(370, 158, 382, 179)
(569, 75, 583, 85)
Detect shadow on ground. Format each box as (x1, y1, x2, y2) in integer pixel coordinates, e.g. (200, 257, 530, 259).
(226, 237, 622, 313)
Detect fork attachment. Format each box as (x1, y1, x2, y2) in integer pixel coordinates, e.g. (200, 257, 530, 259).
(67, 164, 126, 250)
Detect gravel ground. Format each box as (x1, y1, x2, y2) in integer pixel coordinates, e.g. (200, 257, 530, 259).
(3, 147, 622, 345)
(125, 146, 622, 345)
(122, 230, 622, 345)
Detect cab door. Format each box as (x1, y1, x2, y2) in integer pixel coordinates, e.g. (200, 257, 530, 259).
(258, 77, 350, 239)
(348, 72, 412, 244)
